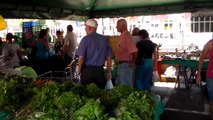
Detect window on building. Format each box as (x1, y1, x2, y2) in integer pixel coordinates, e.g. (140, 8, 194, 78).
(191, 16, 213, 32)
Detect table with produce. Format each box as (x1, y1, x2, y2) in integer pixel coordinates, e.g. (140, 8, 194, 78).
(0, 73, 164, 120)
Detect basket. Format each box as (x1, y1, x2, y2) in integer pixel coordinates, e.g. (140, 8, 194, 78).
(36, 71, 72, 83)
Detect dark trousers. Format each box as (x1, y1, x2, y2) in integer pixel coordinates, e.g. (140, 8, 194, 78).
(81, 66, 106, 89)
(64, 54, 72, 67)
(36, 57, 48, 75)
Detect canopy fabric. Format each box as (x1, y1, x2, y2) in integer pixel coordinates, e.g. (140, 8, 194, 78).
(0, 0, 213, 20)
(0, 15, 6, 30)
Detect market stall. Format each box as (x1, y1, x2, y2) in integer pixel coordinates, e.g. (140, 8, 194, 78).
(159, 58, 209, 88)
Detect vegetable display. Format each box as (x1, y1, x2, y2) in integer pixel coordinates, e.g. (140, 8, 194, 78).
(0, 74, 159, 120)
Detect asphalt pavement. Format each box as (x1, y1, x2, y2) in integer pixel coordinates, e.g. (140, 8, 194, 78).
(151, 82, 211, 120)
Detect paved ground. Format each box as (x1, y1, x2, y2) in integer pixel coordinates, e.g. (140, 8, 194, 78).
(151, 82, 211, 120)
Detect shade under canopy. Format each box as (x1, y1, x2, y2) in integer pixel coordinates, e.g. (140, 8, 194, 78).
(0, 0, 213, 20)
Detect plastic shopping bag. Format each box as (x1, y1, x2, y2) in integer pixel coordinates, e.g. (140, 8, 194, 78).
(105, 79, 114, 90)
(153, 70, 160, 82)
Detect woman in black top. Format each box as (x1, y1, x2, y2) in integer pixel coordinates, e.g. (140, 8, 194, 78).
(135, 29, 157, 91)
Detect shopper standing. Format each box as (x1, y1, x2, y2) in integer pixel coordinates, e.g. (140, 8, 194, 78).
(76, 19, 112, 89)
(36, 29, 50, 75)
(197, 39, 213, 120)
(63, 25, 78, 66)
(135, 29, 157, 91)
(115, 19, 138, 87)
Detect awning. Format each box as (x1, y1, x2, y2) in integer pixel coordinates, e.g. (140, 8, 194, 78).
(0, 0, 213, 20)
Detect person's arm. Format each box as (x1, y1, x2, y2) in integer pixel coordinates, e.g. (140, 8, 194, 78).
(53, 35, 56, 44)
(74, 34, 78, 49)
(76, 36, 86, 75)
(63, 45, 68, 56)
(196, 41, 210, 85)
(106, 56, 112, 80)
(77, 56, 84, 75)
(16, 48, 22, 61)
(63, 35, 69, 58)
(130, 51, 138, 68)
(44, 40, 50, 51)
(125, 33, 138, 67)
(153, 47, 158, 71)
(3, 44, 12, 61)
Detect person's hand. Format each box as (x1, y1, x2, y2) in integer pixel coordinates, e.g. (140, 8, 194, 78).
(196, 74, 201, 85)
(106, 72, 112, 80)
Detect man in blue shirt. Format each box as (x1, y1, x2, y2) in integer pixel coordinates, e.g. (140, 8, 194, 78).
(76, 19, 112, 89)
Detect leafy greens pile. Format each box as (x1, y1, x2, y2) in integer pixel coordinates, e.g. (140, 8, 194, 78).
(0, 78, 157, 120)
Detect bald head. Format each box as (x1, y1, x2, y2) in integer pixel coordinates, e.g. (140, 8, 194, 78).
(116, 19, 128, 33)
(118, 19, 127, 26)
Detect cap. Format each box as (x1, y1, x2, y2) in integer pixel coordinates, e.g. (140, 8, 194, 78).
(85, 19, 98, 27)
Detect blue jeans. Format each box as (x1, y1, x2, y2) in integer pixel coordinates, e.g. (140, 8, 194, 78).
(116, 62, 133, 87)
(135, 59, 153, 91)
(206, 77, 213, 101)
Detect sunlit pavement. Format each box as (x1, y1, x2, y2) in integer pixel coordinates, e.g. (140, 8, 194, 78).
(151, 82, 211, 120)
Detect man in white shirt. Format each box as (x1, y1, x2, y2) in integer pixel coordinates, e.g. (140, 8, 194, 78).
(0, 34, 21, 75)
(63, 25, 78, 66)
(1, 33, 20, 68)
